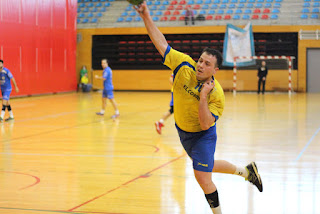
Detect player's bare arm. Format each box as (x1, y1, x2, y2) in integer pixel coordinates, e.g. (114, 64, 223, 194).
(135, 1, 168, 57)
(198, 80, 215, 130)
(12, 77, 19, 93)
(95, 75, 106, 81)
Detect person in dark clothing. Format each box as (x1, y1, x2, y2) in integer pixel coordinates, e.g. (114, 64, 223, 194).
(257, 61, 268, 94)
(185, 7, 195, 25)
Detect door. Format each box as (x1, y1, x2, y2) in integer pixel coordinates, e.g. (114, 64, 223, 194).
(307, 48, 320, 92)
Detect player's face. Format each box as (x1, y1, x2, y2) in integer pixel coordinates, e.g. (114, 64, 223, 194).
(196, 52, 219, 81)
(101, 60, 108, 69)
(0, 62, 3, 69)
(262, 61, 266, 66)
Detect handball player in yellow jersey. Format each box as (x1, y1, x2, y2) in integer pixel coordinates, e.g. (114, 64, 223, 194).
(136, 2, 263, 213)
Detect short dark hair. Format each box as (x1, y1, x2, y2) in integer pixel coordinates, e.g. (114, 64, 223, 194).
(0, 60, 3, 63)
(201, 48, 223, 68)
(101, 58, 108, 64)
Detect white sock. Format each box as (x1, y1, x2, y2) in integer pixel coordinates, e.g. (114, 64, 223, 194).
(211, 206, 222, 214)
(100, 110, 105, 114)
(9, 111, 13, 118)
(115, 110, 119, 114)
(1, 110, 4, 118)
(234, 166, 248, 178)
(159, 119, 164, 124)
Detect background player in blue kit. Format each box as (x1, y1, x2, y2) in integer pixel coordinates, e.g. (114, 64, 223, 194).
(0, 59, 19, 122)
(95, 59, 120, 119)
(136, 2, 263, 213)
(155, 73, 174, 134)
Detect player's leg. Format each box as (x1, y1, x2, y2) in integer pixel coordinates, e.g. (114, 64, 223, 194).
(212, 160, 263, 192)
(5, 100, 14, 121)
(107, 90, 119, 119)
(192, 126, 221, 214)
(163, 93, 174, 122)
(194, 170, 221, 214)
(109, 98, 119, 119)
(5, 91, 13, 121)
(109, 98, 118, 112)
(2, 91, 13, 121)
(162, 109, 172, 121)
(1, 99, 7, 122)
(177, 125, 222, 213)
(99, 97, 107, 115)
(96, 90, 107, 115)
(262, 79, 266, 94)
(212, 160, 238, 174)
(155, 106, 172, 134)
(258, 78, 262, 94)
(155, 94, 173, 134)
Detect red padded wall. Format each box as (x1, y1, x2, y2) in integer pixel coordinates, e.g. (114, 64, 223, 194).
(0, 0, 77, 96)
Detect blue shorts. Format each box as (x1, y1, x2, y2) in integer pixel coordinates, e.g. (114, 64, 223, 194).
(1, 90, 12, 101)
(102, 89, 114, 99)
(169, 92, 173, 107)
(176, 124, 217, 172)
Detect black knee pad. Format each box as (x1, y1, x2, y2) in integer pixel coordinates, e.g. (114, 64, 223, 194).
(2, 105, 6, 111)
(205, 190, 220, 208)
(7, 105, 12, 111)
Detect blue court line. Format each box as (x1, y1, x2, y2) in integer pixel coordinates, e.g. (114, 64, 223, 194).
(0, 207, 82, 214)
(295, 126, 320, 161)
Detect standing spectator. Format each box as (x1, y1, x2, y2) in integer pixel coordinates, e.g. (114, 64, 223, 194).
(185, 7, 195, 25)
(257, 61, 268, 94)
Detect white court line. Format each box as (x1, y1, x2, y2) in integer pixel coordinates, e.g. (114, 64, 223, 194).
(0, 152, 181, 159)
(295, 126, 320, 161)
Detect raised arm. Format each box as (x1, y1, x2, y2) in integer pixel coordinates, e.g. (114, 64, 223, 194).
(136, 2, 168, 57)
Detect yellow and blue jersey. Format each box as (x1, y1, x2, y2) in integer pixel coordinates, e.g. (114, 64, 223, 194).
(163, 46, 225, 133)
(170, 73, 174, 92)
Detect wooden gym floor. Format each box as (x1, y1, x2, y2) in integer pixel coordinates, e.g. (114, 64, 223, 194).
(0, 91, 319, 214)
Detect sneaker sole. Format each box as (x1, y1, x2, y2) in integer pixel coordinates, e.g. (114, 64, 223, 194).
(252, 162, 258, 172)
(251, 162, 262, 187)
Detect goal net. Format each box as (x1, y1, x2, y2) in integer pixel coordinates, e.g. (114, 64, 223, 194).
(232, 56, 295, 94)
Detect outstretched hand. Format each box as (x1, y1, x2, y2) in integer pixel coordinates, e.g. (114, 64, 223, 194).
(134, 1, 149, 17)
(200, 80, 215, 97)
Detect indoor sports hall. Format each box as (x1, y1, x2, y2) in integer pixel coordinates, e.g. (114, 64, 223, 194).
(0, 0, 319, 214)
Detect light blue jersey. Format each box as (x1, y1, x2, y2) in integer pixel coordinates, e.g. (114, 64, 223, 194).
(103, 67, 114, 91)
(0, 68, 13, 91)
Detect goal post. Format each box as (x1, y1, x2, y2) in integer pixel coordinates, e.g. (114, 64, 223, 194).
(232, 56, 295, 95)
